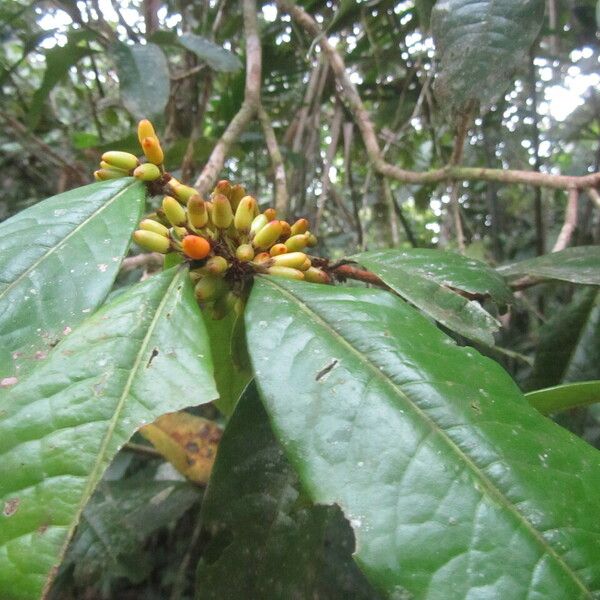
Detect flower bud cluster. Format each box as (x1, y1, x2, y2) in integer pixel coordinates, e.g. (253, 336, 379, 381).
(96, 119, 330, 319)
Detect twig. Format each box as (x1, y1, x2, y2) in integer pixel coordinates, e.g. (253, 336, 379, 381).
(194, 0, 261, 195)
(529, 48, 545, 255)
(170, 65, 205, 81)
(380, 177, 400, 246)
(316, 101, 343, 229)
(332, 263, 547, 299)
(332, 264, 389, 288)
(552, 188, 579, 252)
(123, 442, 162, 459)
(343, 122, 364, 247)
(449, 182, 466, 252)
(587, 187, 600, 209)
(258, 105, 289, 216)
(276, 0, 600, 192)
(120, 252, 164, 273)
(181, 74, 213, 183)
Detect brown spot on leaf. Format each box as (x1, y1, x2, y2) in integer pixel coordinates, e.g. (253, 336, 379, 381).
(3, 498, 20, 517)
(37, 523, 49, 534)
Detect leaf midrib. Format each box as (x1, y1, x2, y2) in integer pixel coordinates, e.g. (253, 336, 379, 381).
(261, 277, 591, 597)
(0, 180, 138, 302)
(42, 268, 184, 597)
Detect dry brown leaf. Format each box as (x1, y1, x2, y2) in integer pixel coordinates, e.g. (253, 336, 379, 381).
(140, 412, 222, 484)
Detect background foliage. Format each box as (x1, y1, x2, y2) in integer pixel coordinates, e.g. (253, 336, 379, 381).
(1, 0, 599, 598)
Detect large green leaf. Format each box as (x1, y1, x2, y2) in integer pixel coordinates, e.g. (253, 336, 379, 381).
(431, 0, 545, 111)
(198, 382, 379, 599)
(526, 381, 600, 415)
(0, 268, 217, 600)
(497, 247, 600, 285)
(246, 276, 600, 599)
(177, 33, 242, 72)
(527, 288, 600, 390)
(355, 249, 509, 345)
(203, 311, 252, 416)
(60, 478, 200, 586)
(113, 42, 170, 120)
(0, 179, 145, 380)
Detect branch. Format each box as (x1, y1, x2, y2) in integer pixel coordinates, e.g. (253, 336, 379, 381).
(276, 0, 600, 192)
(552, 188, 579, 252)
(120, 252, 164, 273)
(588, 187, 600, 209)
(258, 105, 289, 216)
(332, 263, 548, 299)
(316, 101, 343, 229)
(194, 0, 261, 195)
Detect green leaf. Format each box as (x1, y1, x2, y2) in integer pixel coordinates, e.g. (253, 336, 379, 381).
(526, 381, 600, 415)
(355, 249, 508, 345)
(246, 277, 600, 598)
(197, 382, 380, 599)
(0, 179, 145, 380)
(0, 268, 217, 600)
(203, 311, 252, 416)
(61, 479, 200, 585)
(177, 33, 242, 73)
(497, 246, 600, 285)
(527, 288, 600, 390)
(431, 0, 545, 111)
(113, 42, 170, 120)
(27, 35, 96, 128)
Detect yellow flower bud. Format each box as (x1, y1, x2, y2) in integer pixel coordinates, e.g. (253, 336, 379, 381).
(162, 196, 187, 227)
(138, 119, 158, 145)
(236, 243, 255, 262)
(234, 196, 257, 232)
(212, 194, 233, 229)
(284, 234, 308, 252)
(133, 163, 161, 181)
(171, 183, 198, 203)
(140, 219, 169, 236)
(101, 151, 139, 172)
(266, 266, 305, 280)
(141, 137, 164, 166)
(253, 220, 283, 250)
(229, 184, 247, 211)
(304, 267, 330, 283)
(290, 218, 309, 236)
(187, 195, 209, 228)
(271, 252, 307, 269)
(133, 230, 170, 253)
(94, 168, 126, 181)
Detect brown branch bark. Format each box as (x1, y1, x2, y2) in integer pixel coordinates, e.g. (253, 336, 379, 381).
(194, 0, 261, 195)
(552, 188, 579, 252)
(120, 252, 164, 273)
(316, 101, 343, 229)
(276, 0, 600, 192)
(258, 106, 289, 217)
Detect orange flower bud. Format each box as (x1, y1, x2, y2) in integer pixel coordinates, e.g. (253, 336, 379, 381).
(138, 119, 158, 145)
(269, 243, 288, 256)
(142, 137, 164, 165)
(182, 235, 211, 260)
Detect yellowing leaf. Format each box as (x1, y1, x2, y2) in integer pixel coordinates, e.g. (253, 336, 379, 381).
(140, 412, 222, 484)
